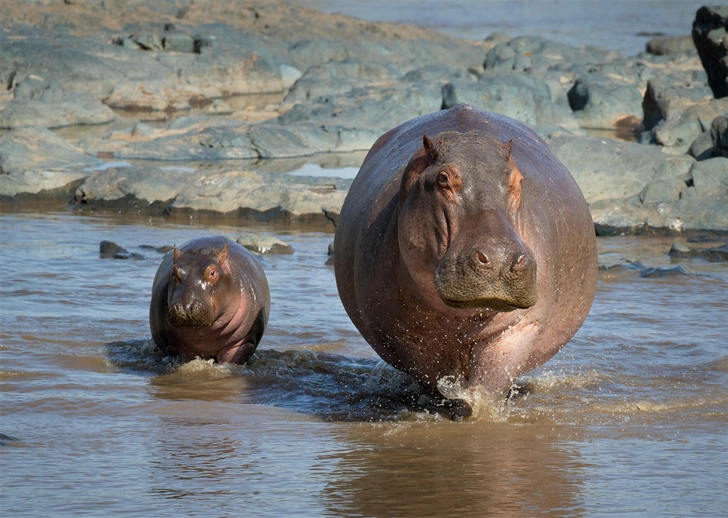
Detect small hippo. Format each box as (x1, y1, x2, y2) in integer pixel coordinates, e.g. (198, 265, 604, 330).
(149, 236, 270, 363)
(334, 104, 597, 401)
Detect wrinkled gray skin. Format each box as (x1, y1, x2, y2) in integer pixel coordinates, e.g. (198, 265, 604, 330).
(334, 104, 597, 401)
(150, 236, 270, 363)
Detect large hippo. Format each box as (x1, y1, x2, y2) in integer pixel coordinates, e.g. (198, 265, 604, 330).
(334, 104, 597, 401)
(150, 236, 270, 364)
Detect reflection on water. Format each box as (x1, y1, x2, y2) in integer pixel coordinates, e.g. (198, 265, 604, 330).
(321, 422, 588, 517)
(1, 212, 727, 516)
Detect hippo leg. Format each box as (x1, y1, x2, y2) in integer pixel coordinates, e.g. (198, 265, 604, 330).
(216, 341, 257, 364)
(468, 321, 541, 398)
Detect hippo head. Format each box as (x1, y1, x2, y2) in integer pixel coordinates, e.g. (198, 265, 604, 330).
(396, 130, 537, 313)
(167, 243, 235, 327)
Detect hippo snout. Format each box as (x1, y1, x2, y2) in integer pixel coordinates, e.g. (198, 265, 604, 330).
(435, 238, 538, 311)
(168, 299, 213, 327)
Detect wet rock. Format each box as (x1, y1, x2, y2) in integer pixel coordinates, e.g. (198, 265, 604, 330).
(234, 233, 294, 254)
(639, 265, 694, 278)
(700, 243, 728, 262)
(669, 241, 728, 262)
(598, 256, 645, 271)
(99, 240, 144, 260)
(692, 5, 728, 98)
(668, 241, 698, 258)
(0, 433, 19, 447)
(645, 35, 695, 56)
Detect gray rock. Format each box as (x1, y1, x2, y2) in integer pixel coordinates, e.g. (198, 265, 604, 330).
(548, 135, 694, 204)
(645, 35, 696, 56)
(692, 5, 728, 98)
(442, 73, 578, 130)
(234, 233, 294, 254)
(131, 33, 164, 51)
(0, 78, 115, 129)
(687, 130, 714, 160)
(567, 75, 644, 129)
(483, 36, 618, 74)
(0, 126, 103, 196)
(284, 58, 393, 104)
(690, 157, 728, 196)
(641, 78, 713, 132)
(162, 30, 196, 53)
(710, 115, 728, 157)
(73, 164, 351, 227)
(280, 64, 303, 90)
(484, 32, 511, 44)
(248, 125, 311, 158)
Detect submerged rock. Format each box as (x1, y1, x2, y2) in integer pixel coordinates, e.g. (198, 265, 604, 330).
(234, 233, 294, 254)
(99, 240, 144, 260)
(639, 265, 694, 278)
(669, 241, 728, 262)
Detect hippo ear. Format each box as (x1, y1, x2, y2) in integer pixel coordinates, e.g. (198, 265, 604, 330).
(217, 243, 229, 264)
(423, 134, 442, 162)
(399, 140, 435, 207)
(506, 161, 523, 218)
(498, 139, 514, 161)
(173, 245, 183, 264)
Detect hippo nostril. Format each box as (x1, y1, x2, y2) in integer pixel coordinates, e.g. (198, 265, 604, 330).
(512, 254, 527, 271)
(476, 251, 490, 265)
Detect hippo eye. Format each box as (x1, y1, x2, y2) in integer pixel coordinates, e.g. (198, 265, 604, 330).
(206, 266, 218, 280)
(437, 172, 449, 186)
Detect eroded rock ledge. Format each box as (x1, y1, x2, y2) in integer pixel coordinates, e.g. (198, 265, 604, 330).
(1, 0, 726, 234)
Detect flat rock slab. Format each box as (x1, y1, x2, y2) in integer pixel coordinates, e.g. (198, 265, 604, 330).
(72, 163, 351, 227)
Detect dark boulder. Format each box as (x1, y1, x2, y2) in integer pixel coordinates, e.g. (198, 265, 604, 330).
(692, 5, 728, 98)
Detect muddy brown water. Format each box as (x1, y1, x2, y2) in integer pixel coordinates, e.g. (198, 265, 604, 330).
(1, 209, 727, 516)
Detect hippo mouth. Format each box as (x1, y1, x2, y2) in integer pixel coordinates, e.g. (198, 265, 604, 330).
(440, 297, 527, 312)
(168, 308, 214, 328)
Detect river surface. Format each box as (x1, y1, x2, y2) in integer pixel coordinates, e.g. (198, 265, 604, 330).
(1, 209, 727, 517)
(295, 0, 705, 56)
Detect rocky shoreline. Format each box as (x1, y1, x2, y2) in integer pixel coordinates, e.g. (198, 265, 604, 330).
(1, 1, 727, 235)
